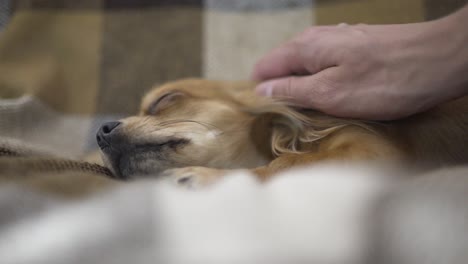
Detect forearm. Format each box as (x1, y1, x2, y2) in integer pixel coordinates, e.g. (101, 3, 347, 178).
(434, 4, 468, 99)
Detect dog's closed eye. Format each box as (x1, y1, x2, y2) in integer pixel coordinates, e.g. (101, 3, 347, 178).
(147, 92, 185, 115)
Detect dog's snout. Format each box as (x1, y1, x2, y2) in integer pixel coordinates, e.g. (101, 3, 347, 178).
(97, 121, 121, 148)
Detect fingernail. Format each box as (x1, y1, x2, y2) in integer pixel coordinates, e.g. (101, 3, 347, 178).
(255, 82, 273, 97)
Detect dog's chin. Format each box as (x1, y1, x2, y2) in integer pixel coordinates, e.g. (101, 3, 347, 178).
(100, 150, 126, 179)
(100, 150, 179, 180)
(98, 138, 191, 179)
(118, 159, 167, 179)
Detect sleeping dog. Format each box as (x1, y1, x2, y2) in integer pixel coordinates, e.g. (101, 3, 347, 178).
(96, 79, 468, 188)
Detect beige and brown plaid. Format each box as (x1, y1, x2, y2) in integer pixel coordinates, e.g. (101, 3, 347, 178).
(0, 0, 466, 176)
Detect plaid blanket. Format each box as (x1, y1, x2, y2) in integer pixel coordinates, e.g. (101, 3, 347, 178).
(0, 1, 467, 262)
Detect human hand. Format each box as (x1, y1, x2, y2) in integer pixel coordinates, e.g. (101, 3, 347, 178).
(252, 11, 468, 120)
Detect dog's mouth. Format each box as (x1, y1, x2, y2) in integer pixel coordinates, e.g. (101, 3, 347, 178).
(99, 138, 190, 179)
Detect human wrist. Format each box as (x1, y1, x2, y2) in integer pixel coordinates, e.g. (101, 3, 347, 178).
(396, 12, 468, 108)
(432, 6, 468, 98)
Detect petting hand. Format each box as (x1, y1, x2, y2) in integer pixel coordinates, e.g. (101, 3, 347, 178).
(252, 6, 468, 120)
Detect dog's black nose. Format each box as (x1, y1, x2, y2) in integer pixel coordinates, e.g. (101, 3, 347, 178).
(101, 121, 121, 135)
(96, 121, 121, 148)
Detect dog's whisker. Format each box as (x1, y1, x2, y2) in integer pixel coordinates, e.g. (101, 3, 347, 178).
(155, 119, 224, 131)
(134, 116, 153, 131)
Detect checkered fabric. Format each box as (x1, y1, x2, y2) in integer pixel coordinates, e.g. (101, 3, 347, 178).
(0, 0, 466, 174)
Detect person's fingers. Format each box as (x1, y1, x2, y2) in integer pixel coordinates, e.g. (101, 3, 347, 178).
(255, 68, 340, 111)
(252, 26, 342, 81)
(252, 41, 306, 81)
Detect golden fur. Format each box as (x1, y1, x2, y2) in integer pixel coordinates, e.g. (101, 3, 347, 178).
(97, 78, 468, 187)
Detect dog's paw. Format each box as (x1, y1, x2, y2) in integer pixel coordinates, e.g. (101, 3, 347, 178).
(161, 167, 225, 189)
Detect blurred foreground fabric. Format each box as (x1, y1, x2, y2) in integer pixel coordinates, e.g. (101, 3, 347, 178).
(0, 1, 467, 263)
(1, 164, 468, 264)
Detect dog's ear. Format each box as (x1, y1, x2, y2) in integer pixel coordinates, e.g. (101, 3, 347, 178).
(220, 82, 366, 156)
(249, 112, 276, 160)
(243, 96, 359, 157)
(245, 100, 312, 156)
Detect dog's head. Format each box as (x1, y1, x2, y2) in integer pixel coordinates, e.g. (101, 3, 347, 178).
(97, 79, 272, 178)
(97, 78, 351, 179)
